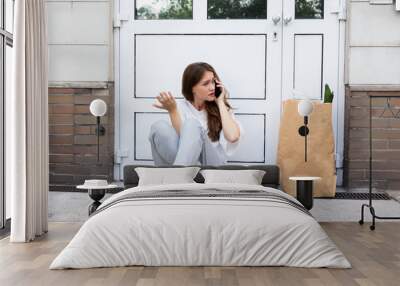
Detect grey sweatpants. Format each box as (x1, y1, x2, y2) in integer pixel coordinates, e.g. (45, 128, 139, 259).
(148, 119, 227, 166)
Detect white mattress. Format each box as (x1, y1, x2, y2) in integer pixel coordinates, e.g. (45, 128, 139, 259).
(50, 183, 351, 269)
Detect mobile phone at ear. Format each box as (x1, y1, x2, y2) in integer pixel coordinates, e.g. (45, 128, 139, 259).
(215, 82, 222, 98)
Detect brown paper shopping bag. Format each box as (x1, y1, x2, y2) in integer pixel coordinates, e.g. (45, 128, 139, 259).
(277, 99, 336, 197)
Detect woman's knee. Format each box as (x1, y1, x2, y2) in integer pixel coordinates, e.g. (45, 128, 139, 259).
(149, 120, 172, 141)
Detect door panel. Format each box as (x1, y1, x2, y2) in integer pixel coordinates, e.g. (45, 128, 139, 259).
(282, 0, 341, 162)
(135, 34, 267, 100)
(293, 34, 323, 100)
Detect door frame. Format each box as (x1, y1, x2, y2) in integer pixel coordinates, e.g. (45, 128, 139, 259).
(112, 0, 347, 183)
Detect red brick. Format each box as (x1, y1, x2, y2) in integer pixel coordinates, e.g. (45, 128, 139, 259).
(350, 108, 368, 119)
(348, 150, 369, 160)
(75, 115, 108, 125)
(372, 150, 400, 160)
(50, 174, 74, 184)
(49, 114, 74, 125)
(371, 98, 387, 106)
(349, 118, 369, 128)
(74, 105, 90, 114)
(48, 86, 115, 191)
(48, 95, 74, 104)
(369, 92, 400, 99)
(49, 125, 74, 135)
(74, 115, 97, 125)
(74, 126, 92, 135)
(372, 129, 400, 140)
(50, 163, 111, 176)
(74, 154, 112, 164)
(349, 170, 366, 180)
(349, 128, 369, 139)
(345, 89, 400, 191)
(350, 96, 369, 107)
(389, 140, 400, 149)
(50, 154, 74, 163)
(387, 180, 400, 190)
(74, 95, 111, 105)
(348, 179, 386, 190)
(372, 170, 400, 180)
(347, 160, 369, 169)
(348, 180, 369, 189)
(49, 104, 74, 114)
(73, 145, 109, 155)
(347, 160, 400, 170)
(49, 135, 74, 145)
(349, 139, 387, 150)
(50, 145, 74, 154)
(370, 118, 398, 128)
(372, 160, 400, 169)
(74, 135, 106, 145)
(387, 118, 400, 128)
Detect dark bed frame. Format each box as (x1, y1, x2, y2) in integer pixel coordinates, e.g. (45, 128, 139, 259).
(86, 165, 280, 215)
(123, 165, 280, 189)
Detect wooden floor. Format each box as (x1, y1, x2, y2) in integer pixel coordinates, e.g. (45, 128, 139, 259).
(1, 222, 400, 286)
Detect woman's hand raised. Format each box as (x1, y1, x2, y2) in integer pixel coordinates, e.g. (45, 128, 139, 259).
(153, 91, 177, 112)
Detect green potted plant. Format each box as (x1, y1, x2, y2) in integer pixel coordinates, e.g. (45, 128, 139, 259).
(323, 84, 334, 103)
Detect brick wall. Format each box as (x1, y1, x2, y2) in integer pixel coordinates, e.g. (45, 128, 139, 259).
(49, 84, 114, 191)
(344, 87, 400, 191)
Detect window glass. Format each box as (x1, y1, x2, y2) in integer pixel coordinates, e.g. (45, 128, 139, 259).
(135, 0, 193, 20)
(295, 0, 323, 19)
(0, 1, 2, 29)
(5, 43, 12, 220)
(208, 0, 267, 19)
(6, 0, 14, 33)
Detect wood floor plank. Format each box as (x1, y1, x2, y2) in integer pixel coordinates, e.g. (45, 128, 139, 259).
(1, 222, 400, 286)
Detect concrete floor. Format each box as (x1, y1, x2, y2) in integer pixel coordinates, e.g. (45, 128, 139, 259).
(48, 186, 400, 223)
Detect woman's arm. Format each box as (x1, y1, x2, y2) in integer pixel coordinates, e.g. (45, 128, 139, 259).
(153, 92, 182, 135)
(169, 108, 182, 135)
(217, 100, 240, 143)
(214, 80, 240, 143)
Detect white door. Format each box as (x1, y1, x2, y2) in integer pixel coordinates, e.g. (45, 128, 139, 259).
(114, 0, 343, 180)
(281, 0, 345, 171)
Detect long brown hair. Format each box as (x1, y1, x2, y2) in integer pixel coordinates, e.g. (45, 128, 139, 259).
(181, 62, 232, 142)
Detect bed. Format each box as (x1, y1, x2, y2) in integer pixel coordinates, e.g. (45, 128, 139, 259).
(50, 165, 350, 269)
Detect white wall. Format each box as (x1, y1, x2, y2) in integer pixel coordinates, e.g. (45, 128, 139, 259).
(347, 1, 400, 85)
(46, 0, 113, 84)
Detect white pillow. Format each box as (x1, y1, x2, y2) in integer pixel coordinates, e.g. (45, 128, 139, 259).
(200, 169, 266, 185)
(135, 167, 201, 186)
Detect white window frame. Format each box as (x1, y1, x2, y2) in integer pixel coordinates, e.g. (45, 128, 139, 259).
(0, 0, 14, 230)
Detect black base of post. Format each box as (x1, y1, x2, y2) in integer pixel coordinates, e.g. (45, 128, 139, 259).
(296, 180, 313, 210)
(88, 201, 102, 216)
(88, 189, 106, 216)
(359, 203, 400, 231)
